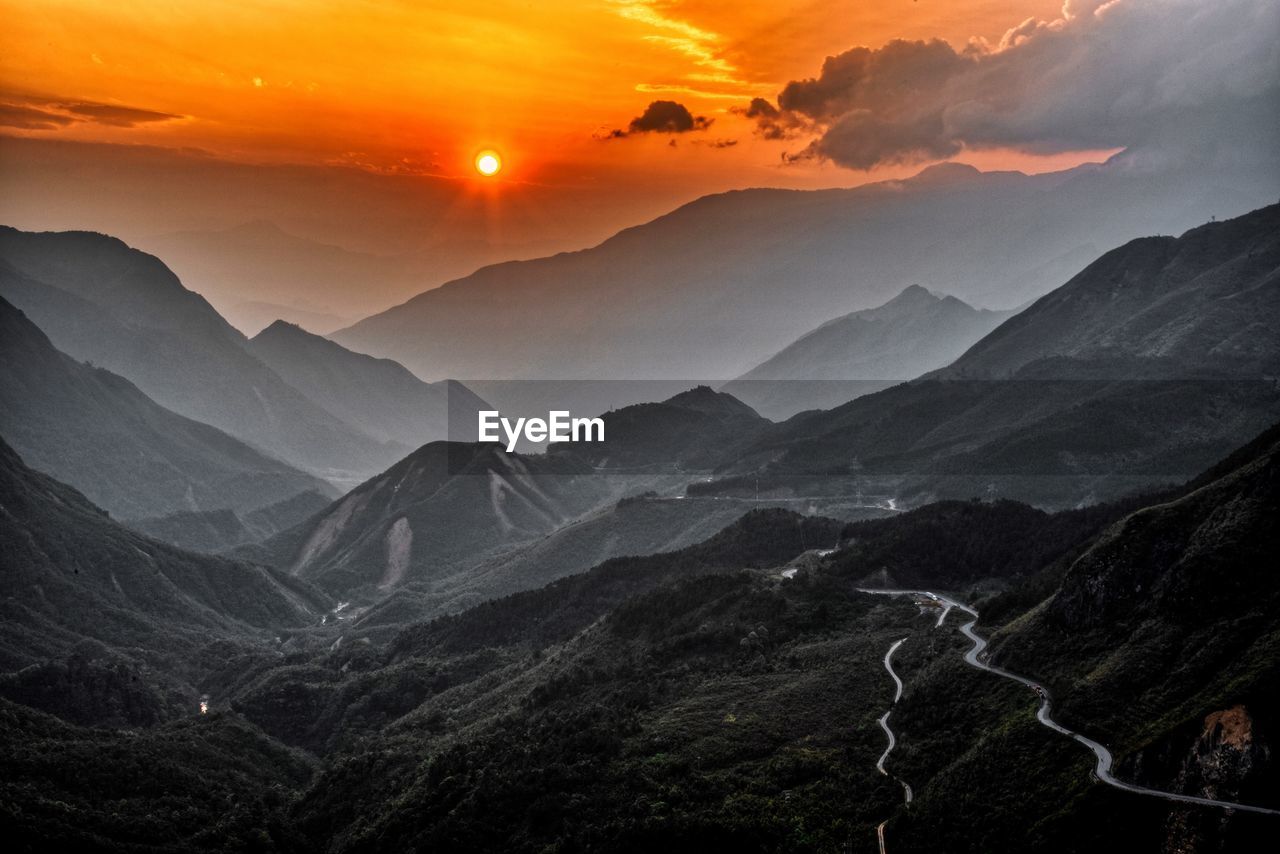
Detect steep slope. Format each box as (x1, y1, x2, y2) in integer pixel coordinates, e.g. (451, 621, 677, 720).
(250, 442, 621, 599)
(0, 434, 328, 680)
(0, 296, 335, 520)
(0, 228, 398, 478)
(884, 423, 1280, 853)
(247, 320, 489, 449)
(723, 285, 1015, 418)
(996, 424, 1280, 754)
(713, 205, 1280, 506)
(937, 203, 1280, 379)
(357, 493, 815, 624)
(333, 159, 1276, 381)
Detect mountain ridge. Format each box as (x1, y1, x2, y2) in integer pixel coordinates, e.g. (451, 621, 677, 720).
(0, 294, 336, 521)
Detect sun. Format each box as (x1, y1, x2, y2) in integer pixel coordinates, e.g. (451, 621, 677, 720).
(474, 150, 502, 176)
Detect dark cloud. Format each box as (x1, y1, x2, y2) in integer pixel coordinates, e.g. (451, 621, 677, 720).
(60, 102, 183, 127)
(747, 0, 1280, 169)
(0, 91, 184, 130)
(630, 100, 712, 133)
(0, 104, 76, 130)
(608, 100, 712, 138)
(734, 97, 806, 140)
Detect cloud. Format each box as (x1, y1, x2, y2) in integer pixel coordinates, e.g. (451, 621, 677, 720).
(734, 96, 808, 140)
(629, 100, 712, 133)
(747, 0, 1280, 169)
(0, 91, 184, 130)
(60, 102, 183, 127)
(601, 100, 714, 139)
(0, 104, 76, 130)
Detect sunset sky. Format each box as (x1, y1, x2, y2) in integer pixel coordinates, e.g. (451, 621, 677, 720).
(2, 1, 1085, 183)
(1, 1, 1276, 302)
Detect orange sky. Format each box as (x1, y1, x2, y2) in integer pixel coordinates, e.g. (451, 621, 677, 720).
(2, 0, 1091, 190)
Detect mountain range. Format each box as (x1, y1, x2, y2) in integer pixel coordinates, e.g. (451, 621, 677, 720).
(2, 147, 1279, 852)
(0, 295, 335, 520)
(247, 320, 490, 450)
(697, 204, 1280, 506)
(0, 227, 490, 487)
(332, 159, 1276, 382)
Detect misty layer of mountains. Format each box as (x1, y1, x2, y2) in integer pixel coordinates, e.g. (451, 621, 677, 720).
(723, 284, 1016, 418)
(1, 173, 1278, 852)
(333, 158, 1277, 381)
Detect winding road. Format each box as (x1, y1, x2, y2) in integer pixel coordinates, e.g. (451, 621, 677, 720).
(873, 637, 912, 854)
(858, 588, 1280, 818)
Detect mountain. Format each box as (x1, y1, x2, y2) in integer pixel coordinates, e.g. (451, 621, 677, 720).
(352, 488, 877, 626)
(243, 431, 1274, 852)
(559, 386, 768, 470)
(332, 159, 1276, 382)
(707, 204, 1280, 506)
(0, 296, 335, 521)
(934, 204, 1280, 379)
(247, 320, 489, 449)
(0, 227, 401, 479)
(722, 285, 1016, 418)
(0, 434, 327, 688)
(247, 442, 623, 600)
(0, 435, 329, 847)
(884, 424, 1280, 853)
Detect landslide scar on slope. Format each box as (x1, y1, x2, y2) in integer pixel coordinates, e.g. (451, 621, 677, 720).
(380, 517, 413, 590)
(291, 490, 372, 574)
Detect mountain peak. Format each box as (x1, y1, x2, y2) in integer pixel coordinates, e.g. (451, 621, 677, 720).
(908, 162, 984, 185)
(253, 318, 309, 340)
(663, 385, 760, 418)
(885, 284, 938, 305)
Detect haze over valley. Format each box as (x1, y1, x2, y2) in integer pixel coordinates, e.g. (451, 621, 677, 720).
(2, 0, 1278, 851)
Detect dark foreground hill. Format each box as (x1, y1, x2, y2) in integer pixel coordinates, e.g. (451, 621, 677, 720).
(0, 436, 329, 722)
(0, 296, 335, 520)
(2, 420, 1277, 851)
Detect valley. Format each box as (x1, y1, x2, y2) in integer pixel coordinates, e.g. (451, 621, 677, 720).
(1, 162, 1278, 852)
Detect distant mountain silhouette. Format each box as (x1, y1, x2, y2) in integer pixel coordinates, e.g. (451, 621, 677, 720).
(716, 204, 1280, 505)
(248, 320, 490, 450)
(332, 159, 1276, 381)
(0, 227, 402, 479)
(723, 285, 1015, 418)
(0, 295, 335, 520)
